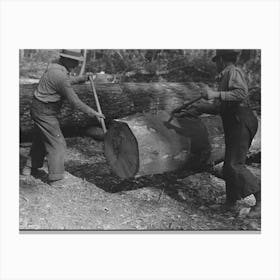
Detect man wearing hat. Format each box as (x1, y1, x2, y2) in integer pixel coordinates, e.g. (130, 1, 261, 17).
(175, 50, 261, 217)
(22, 49, 105, 186)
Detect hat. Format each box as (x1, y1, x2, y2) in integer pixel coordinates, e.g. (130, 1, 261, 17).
(59, 49, 84, 61)
(212, 49, 239, 62)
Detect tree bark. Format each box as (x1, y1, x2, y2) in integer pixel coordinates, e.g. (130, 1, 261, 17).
(20, 82, 204, 140)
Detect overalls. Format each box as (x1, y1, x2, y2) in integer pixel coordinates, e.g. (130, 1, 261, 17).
(221, 104, 259, 202)
(218, 65, 260, 202)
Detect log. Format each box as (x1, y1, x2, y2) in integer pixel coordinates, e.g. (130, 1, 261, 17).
(104, 112, 261, 179)
(104, 111, 225, 179)
(84, 126, 105, 141)
(20, 82, 203, 140)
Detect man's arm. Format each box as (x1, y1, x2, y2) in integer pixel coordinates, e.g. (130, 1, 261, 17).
(201, 68, 249, 102)
(63, 88, 103, 118)
(219, 68, 249, 101)
(57, 75, 104, 119)
(69, 75, 87, 84)
(196, 102, 220, 115)
(69, 72, 94, 85)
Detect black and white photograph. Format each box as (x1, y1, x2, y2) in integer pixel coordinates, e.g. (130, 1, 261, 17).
(1, 0, 280, 279)
(19, 49, 261, 231)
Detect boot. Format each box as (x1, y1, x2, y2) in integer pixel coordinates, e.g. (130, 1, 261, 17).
(48, 177, 68, 188)
(248, 192, 261, 218)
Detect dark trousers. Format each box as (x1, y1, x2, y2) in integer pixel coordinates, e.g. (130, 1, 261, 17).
(26, 98, 66, 181)
(221, 107, 260, 202)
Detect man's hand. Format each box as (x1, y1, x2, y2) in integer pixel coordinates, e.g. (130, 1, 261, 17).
(91, 109, 105, 119)
(80, 72, 94, 82)
(85, 72, 94, 81)
(74, 72, 95, 84)
(200, 84, 220, 100)
(95, 112, 105, 119)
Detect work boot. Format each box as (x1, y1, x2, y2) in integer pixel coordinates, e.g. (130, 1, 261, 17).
(48, 178, 68, 188)
(248, 201, 261, 218)
(247, 191, 261, 218)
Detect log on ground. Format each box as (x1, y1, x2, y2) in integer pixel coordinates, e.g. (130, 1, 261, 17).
(104, 111, 225, 179)
(20, 82, 203, 140)
(104, 111, 261, 179)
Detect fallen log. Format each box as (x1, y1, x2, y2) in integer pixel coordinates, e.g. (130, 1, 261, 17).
(104, 111, 225, 179)
(20, 82, 203, 140)
(104, 111, 261, 179)
(84, 126, 105, 141)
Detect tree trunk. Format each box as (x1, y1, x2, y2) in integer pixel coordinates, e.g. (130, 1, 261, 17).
(20, 82, 204, 140)
(104, 111, 225, 179)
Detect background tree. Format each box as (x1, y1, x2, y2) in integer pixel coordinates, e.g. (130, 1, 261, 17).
(19, 49, 261, 88)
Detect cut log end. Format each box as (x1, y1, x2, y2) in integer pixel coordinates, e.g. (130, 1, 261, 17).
(104, 121, 139, 178)
(104, 111, 214, 179)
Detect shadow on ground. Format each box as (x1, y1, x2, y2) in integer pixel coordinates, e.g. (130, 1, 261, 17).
(19, 137, 261, 230)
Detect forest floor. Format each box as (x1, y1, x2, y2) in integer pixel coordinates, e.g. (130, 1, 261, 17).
(19, 137, 261, 231)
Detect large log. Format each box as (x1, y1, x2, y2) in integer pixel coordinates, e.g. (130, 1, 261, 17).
(104, 111, 225, 179)
(20, 82, 203, 140)
(104, 111, 261, 179)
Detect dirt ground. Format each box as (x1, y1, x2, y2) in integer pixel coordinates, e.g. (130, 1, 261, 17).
(19, 137, 261, 231)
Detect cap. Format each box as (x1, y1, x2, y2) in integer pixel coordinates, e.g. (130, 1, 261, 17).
(212, 49, 240, 62)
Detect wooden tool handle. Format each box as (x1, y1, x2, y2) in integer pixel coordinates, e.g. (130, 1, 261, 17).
(168, 96, 203, 122)
(89, 76, 107, 133)
(182, 96, 203, 107)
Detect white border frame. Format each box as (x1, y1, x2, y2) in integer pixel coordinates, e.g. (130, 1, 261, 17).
(1, 0, 280, 279)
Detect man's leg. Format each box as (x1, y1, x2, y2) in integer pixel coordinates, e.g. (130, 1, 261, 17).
(34, 115, 66, 182)
(222, 118, 241, 205)
(248, 191, 261, 217)
(222, 146, 240, 210)
(22, 125, 46, 176)
(223, 112, 260, 209)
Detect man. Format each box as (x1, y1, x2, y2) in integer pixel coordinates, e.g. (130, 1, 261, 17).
(22, 49, 105, 186)
(174, 50, 261, 217)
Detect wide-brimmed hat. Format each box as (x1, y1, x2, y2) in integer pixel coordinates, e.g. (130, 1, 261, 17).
(59, 49, 84, 61)
(212, 49, 240, 62)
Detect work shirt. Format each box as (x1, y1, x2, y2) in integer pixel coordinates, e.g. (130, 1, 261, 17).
(34, 63, 95, 117)
(217, 64, 249, 102)
(218, 64, 250, 112)
(200, 64, 250, 115)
